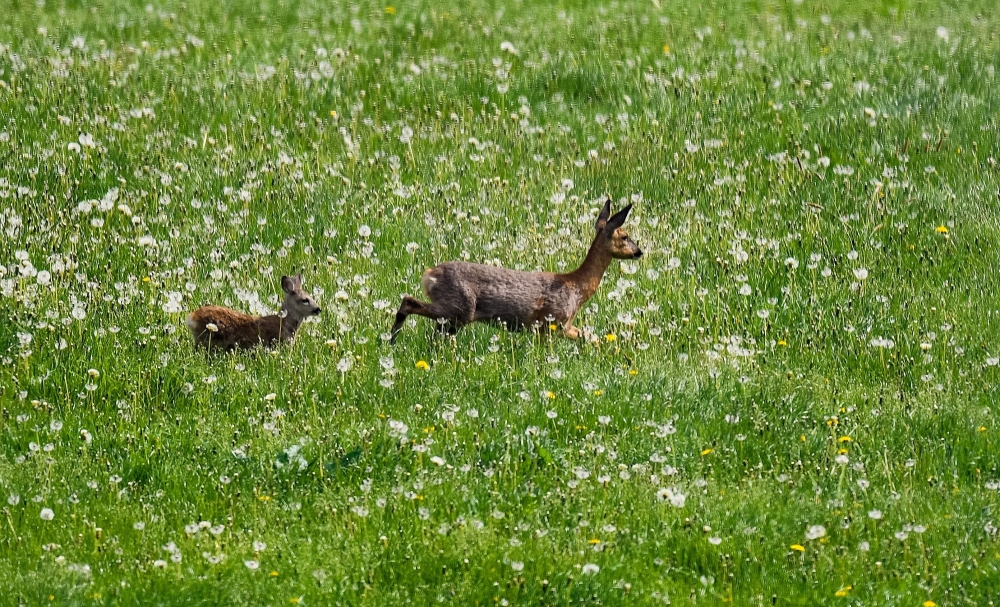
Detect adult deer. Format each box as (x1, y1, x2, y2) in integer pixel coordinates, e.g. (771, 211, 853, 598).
(390, 198, 641, 343)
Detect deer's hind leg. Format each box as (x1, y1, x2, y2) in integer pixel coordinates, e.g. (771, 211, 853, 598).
(390, 288, 477, 343)
(391, 296, 429, 343)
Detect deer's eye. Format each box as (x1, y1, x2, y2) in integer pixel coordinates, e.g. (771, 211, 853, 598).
(299, 298, 309, 304)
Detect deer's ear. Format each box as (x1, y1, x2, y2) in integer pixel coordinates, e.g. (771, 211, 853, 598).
(295, 273, 304, 287)
(595, 197, 612, 231)
(281, 275, 295, 294)
(606, 204, 633, 231)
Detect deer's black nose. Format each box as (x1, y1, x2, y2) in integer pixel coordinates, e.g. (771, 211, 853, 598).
(313, 307, 322, 315)
(634, 249, 643, 258)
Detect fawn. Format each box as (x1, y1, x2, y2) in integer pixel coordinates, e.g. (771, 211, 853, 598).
(390, 198, 641, 343)
(186, 274, 321, 351)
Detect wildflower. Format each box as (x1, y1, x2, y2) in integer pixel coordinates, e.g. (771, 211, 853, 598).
(245, 560, 260, 571)
(500, 41, 519, 55)
(511, 561, 524, 572)
(790, 544, 805, 552)
(206, 323, 219, 333)
(581, 563, 600, 575)
(87, 368, 100, 378)
(416, 360, 429, 370)
(605, 333, 616, 342)
(835, 586, 852, 597)
(935, 225, 948, 234)
(805, 525, 826, 540)
(662, 44, 670, 54)
(924, 602, 937, 607)
(40, 508, 54, 520)
(655, 487, 686, 508)
(384, 6, 395, 14)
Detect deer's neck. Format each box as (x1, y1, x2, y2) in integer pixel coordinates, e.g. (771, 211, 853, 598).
(275, 310, 303, 340)
(565, 239, 614, 302)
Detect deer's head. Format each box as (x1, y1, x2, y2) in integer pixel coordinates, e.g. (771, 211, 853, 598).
(595, 198, 643, 259)
(281, 274, 322, 318)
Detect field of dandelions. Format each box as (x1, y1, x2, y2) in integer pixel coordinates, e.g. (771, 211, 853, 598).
(2, 0, 1000, 604)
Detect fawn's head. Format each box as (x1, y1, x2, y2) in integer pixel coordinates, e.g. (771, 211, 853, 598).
(280, 274, 322, 318)
(595, 198, 643, 259)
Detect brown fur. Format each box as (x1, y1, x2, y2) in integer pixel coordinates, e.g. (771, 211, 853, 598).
(187, 274, 321, 352)
(391, 198, 641, 342)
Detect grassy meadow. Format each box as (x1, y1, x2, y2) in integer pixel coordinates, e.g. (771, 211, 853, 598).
(2, 0, 1000, 604)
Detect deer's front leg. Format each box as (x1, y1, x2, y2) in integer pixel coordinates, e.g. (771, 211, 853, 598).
(563, 324, 580, 340)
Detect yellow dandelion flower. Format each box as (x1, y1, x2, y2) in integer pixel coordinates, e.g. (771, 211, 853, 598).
(662, 44, 670, 54)
(594, 390, 603, 396)
(935, 225, 948, 234)
(546, 391, 556, 400)
(416, 360, 429, 370)
(979, 426, 987, 432)
(289, 598, 301, 605)
(790, 544, 805, 552)
(629, 369, 638, 376)
(835, 585, 852, 597)
(270, 571, 279, 577)
(700, 448, 714, 456)
(605, 333, 616, 342)
(588, 538, 601, 544)
(838, 436, 851, 443)
(923, 602, 937, 607)
(329, 110, 337, 118)
(549, 324, 557, 331)
(385, 6, 395, 14)
(777, 339, 787, 346)
(258, 495, 271, 502)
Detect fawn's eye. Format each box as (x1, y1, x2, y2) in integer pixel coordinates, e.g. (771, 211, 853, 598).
(299, 298, 309, 304)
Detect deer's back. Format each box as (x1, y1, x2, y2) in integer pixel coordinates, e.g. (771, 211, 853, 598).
(426, 262, 574, 326)
(188, 306, 277, 349)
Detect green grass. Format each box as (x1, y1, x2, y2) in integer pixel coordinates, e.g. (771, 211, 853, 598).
(2, 0, 1000, 604)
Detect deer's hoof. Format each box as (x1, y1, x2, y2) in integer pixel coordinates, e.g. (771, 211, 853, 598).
(564, 326, 580, 340)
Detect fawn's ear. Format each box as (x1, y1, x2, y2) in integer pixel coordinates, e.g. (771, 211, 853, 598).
(294, 273, 304, 287)
(595, 197, 612, 231)
(281, 275, 296, 294)
(606, 204, 633, 231)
